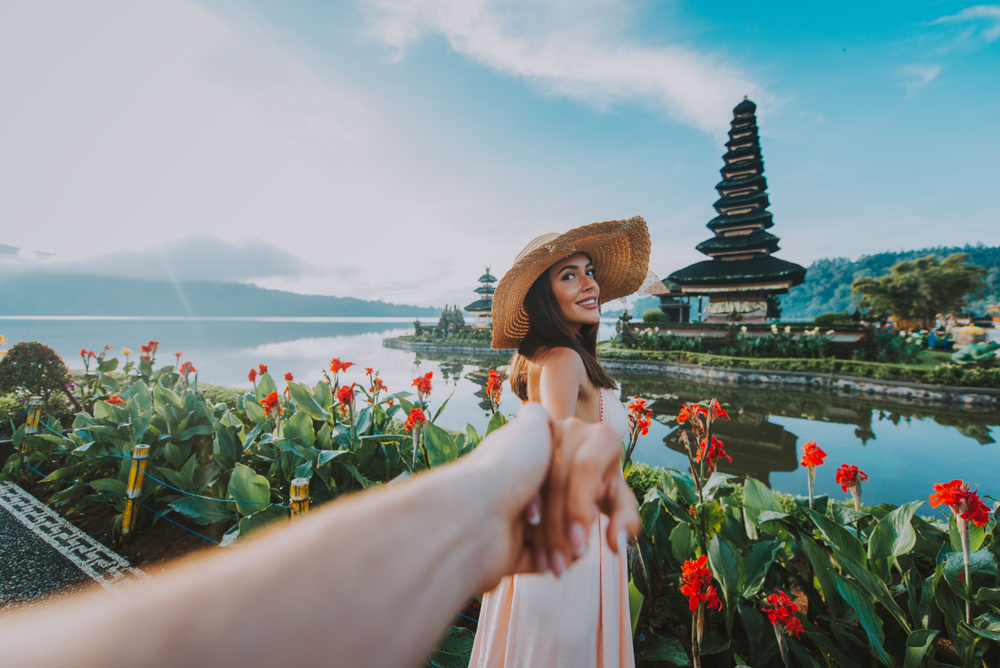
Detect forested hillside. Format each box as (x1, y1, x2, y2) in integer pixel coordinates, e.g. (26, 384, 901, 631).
(780, 244, 1000, 320)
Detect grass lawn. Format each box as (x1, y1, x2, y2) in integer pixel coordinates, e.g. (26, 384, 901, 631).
(915, 350, 954, 369)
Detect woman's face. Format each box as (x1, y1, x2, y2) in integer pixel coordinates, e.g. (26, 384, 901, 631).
(546, 252, 601, 328)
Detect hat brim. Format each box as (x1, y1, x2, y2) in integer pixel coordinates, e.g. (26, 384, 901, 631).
(491, 216, 651, 349)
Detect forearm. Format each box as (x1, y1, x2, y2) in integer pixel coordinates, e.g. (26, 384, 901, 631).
(1, 461, 500, 668)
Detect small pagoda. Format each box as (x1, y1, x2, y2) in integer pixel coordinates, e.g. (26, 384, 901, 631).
(667, 97, 806, 322)
(464, 267, 497, 328)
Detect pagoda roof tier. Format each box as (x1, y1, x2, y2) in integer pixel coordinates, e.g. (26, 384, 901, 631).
(722, 146, 762, 166)
(464, 299, 493, 313)
(696, 229, 780, 256)
(713, 191, 769, 215)
(474, 285, 495, 295)
(707, 209, 773, 232)
(478, 272, 498, 283)
(733, 98, 757, 116)
(730, 116, 757, 131)
(668, 255, 806, 289)
(715, 175, 767, 197)
(721, 158, 764, 180)
(725, 134, 759, 151)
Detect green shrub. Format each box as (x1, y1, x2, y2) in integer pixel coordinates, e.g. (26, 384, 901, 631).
(0, 394, 22, 433)
(0, 341, 72, 401)
(626, 462, 663, 500)
(200, 384, 245, 409)
(813, 312, 854, 326)
(642, 309, 665, 324)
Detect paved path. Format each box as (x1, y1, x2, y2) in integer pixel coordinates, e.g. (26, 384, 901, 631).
(0, 481, 147, 617)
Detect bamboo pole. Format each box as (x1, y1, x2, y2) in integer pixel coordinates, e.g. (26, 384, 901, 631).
(24, 396, 42, 438)
(122, 444, 150, 537)
(290, 477, 310, 520)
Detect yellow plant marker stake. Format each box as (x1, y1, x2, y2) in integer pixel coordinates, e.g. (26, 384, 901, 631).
(24, 396, 42, 440)
(290, 477, 310, 520)
(122, 444, 150, 536)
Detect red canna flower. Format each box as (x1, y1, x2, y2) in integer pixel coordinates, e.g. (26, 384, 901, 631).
(105, 344, 114, 350)
(835, 464, 868, 493)
(248, 368, 257, 383)
(697, 435, 732, 473)
(179, 361, 196, 376)
(365, 367, 374, 376)
(329, 358, 355, 374)
(87, 350, 97, 358)
(105, 394, 125, 405)
(930, 480, 992, 528)
(707, 398, 730, 422)
(486, 369, 504, 412)
(677, 402, 706, 424)
(412, 371, 433, 396)
(404, 407, 428, 433)
(284, 372, 294, 382)
(260, 391, 282, 417)
(679, 555, 722, 612)
(800, 440, 826, 468)
(761, 590, 802, 638)
(627, 397, 653, 436)
(336, 383, 356, 406)
(258, 364, 268, 376)
(175, 351, 183, 359)
(80, 349, 88, 357)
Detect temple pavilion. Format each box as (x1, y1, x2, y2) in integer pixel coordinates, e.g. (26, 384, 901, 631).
(666, 98, 806, 322)
(464, 267, 497, 328)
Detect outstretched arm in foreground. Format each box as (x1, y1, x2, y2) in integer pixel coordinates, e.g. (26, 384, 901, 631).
(0, 404, 639, 668)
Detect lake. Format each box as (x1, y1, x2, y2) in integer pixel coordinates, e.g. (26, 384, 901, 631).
(2, 316, 997, 508)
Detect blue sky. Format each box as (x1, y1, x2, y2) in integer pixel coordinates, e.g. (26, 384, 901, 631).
(1, 1, 997, 306)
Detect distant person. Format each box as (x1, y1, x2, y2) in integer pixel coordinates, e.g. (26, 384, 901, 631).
(471, 217, 650, 668)
(0, 405, 640, 668)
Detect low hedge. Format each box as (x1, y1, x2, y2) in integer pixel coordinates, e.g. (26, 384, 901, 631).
(599, 348, 1000, 389)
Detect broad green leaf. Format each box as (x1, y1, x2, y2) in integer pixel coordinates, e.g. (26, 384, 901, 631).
(245, 400, 267, 424)
(738, 601, 777, 667)
(868, 500, 923, 583)
(354, 405, 373, 436)
(287, 381, 332, 420)
(358, 434, 404, 443)
(975, 587, 1000, 604)
(628, 577, 644, 637)
(432, 392, 453, 423)
(637, 637, 689, 666)
(949, 513, 988, 553)
(423, 422, 459, 467)
(90, 478, 127, 496)
(831, 503, 866, 526)
(663, 468, 699, 506)
(313, 380, 333, 411)
(807, 507, 866, 567)
(670, 522, 696, 564)
(282, 411, 315, 447)
(155, 467, 194, 493)
(97, 357, 119, 373)
(700, 500, 726, 541)
(744, 477, 783, 526)
(229, 463, 272, 516)
(707, 534, 743, 632)
(41, 463, 89, 483)
(153, 383, 184, 411)
(703, 471, 735, 500)
(176, 424, 215, 441)
(121, 380, 152, 409)
(699, 630, 730, 656)
(485, 411, 508, 435)
(833, 574, 894, 666)
(838, 553, 912, 633)
(317, 450, 350, 466)
(168, 497, 235, 526)
(93, 400, 115, 420)
(902, 629, 938, 668)
(293, 461, 312, 480)
(943, 549, 999, 602)
(254, 372, 277, 402)
(428, 626, 474, 668)
(238, 505, 286, 536)
(465, 424, 482, 447)
(798, 533, 846, 619)
(658, 490, 698, 527)
(743, 540, 784, 598)
(99, 373, 120, 392)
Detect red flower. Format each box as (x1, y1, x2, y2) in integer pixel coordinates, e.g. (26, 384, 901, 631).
(835, 464, 868, 492)
(260, 391, 282, 416)
(679, 555, 722, 612)
(284, 372, 294, 382)
(677, 403, 706, 424)
(179, 361, 196, 376)
(258, 364, 268, 376)
(800, 440, 827, 468)
(140, 340, 160, 355)
(336, 383, 356, 406)
(930, 480, 992, 528)
(175, 351, 184, 359)
(105, 344, 114, 350)
(80, 349, 88, 357)
(365, 367, 374, 376)
(330, 358, 355, 374)
(761, 591, 801, 638)
(412, 372, 433, 396)
(697, 435, 732, 469)
(248, 368, 257, 383)
(628, 397, 654, 437)
(707, 398, 730, 422)
(87, 350, 96, 358)
(105, 394, 125, 405)
(486, 369, 504, 409)
(404, 407, 428, 433)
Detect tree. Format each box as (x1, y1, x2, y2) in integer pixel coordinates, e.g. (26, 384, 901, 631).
(851, 253, 987, 326)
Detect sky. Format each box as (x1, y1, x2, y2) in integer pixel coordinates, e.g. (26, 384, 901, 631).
(1, 0, 998, 308)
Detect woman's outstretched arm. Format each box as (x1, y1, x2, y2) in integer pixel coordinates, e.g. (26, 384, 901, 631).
(0, 404, 639, 668)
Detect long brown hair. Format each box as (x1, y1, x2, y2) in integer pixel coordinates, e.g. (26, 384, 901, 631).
(508, 263, 617, 401)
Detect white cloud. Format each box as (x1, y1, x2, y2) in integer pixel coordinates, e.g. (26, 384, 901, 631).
(360, 0, 765, 134)
(900, 64, 942, 95)
(931, 5, 1000, 43)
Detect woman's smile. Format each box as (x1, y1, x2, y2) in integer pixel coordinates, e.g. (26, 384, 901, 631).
(548, 251, 601, 327)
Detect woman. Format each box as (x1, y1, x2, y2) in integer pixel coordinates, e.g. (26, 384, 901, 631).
(469, 216, 650, 668)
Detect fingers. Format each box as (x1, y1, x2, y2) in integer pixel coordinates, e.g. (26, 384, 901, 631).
(562, 422, 622, 556)
(542, 420, 572, 576)
(600, 475, 641, 555)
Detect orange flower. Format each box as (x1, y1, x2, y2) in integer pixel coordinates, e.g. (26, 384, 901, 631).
(140, 340, 159, 354)
(486, 369, 504, 410)
(336, 383, 356, 406)
(404, 407, 428, 433)
(179, 361, 196, 376)
(697, 435, 732, 469)
(412, 372, 433, 396)
(930, 480, 992, 528)
(174, 351, 184, 359)
(762, 591, 802, 638)
(258, 364, 268, 376)
(365, 367, 374, 376)
(627, 397, 653, 436)
(260, 391, 282, 416)
(105, 394, 125, 405)
(835, 464, 867, 492)
(679, 555, 722, 612)
(707, 398, 730, 422)
(330, 358, 355, 374)
(284, 372, 294, 382)
(677, 403, 705, 424)
(79, 349, 88, 357)
(248, 368, 257, 383)
(800, 440, 826, 468)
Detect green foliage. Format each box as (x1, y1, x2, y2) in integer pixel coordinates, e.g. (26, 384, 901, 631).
(626, 462, 664, 501)
(813, 312, 855, 326)
(781, 244, 1000, 320)
(643, 309, 666, 323)
(0, 393, 21, 430)
(200, 383, 243, 409)
(853, 254, 988, 324)
(0, 341, 72, 400)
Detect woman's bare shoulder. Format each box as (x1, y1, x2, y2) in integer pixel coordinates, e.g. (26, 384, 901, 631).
(534, 347, 586, 375)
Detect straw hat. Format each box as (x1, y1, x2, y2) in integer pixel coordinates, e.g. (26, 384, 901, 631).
(492, 216, 651, 349)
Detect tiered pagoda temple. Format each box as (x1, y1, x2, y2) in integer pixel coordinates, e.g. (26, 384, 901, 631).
(666, 98, 806, 322)
(464, 267, 497, 328)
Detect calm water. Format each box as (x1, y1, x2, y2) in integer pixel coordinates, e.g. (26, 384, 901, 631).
(2, 316, 997, 507)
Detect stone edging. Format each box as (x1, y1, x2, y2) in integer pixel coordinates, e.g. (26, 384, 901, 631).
(383, 338, 515, 356)
(0, 481, 148, 591)
(599, 358, 1000, 410)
